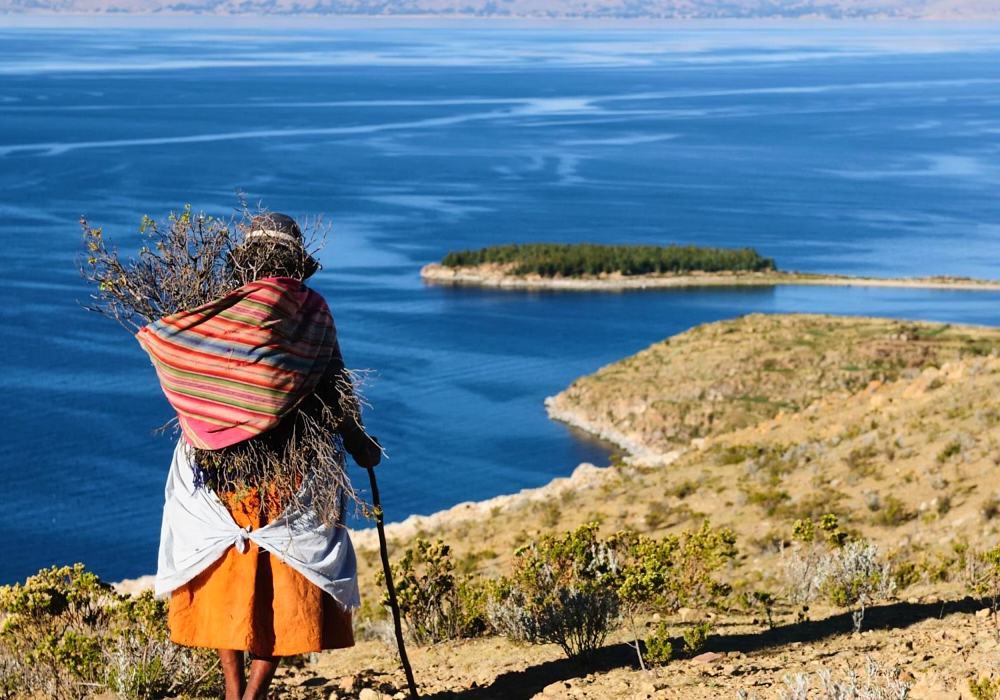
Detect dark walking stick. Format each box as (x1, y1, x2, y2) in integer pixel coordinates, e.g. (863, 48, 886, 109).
(366, 466, 419, 699)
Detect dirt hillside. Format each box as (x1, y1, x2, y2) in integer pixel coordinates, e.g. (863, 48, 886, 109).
(274, 315, 1000, 699)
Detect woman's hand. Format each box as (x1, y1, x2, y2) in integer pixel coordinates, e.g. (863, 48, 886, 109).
(352, 433, 382, 469)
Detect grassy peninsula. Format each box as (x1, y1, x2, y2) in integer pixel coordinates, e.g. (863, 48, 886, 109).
(422, 243, 1000, 292)
(547, 314, 1000, 458)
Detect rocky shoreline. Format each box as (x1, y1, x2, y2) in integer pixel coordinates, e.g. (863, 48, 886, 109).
(543, 394, 681, 467)
(421, 262, 1000, 292)
(349, 459, 615, 552)
(353, 363, 698, 550)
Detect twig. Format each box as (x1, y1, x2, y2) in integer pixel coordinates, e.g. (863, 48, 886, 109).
(627, 611, 648, 673)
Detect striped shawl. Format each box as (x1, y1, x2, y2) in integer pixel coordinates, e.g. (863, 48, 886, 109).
(137, 277, 337, 450)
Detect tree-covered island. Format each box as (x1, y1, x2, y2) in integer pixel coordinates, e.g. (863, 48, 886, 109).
(440, 242, 776, 277)
(422, 242, 1000, 292)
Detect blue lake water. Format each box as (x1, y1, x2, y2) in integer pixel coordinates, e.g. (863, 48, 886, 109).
(2, 23, 1000, 584)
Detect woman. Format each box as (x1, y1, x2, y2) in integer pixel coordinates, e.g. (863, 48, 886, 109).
(139, 213, 381, 700)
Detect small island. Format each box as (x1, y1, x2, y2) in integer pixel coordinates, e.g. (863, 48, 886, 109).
(422, 243, 1000, 292)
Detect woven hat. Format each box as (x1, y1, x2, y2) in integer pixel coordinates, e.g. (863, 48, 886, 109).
(236, 212, 320, 280)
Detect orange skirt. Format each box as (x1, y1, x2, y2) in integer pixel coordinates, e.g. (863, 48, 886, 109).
(168, 488, 354, 656)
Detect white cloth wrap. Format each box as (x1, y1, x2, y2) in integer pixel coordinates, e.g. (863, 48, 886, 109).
(155, 439, 360, 610)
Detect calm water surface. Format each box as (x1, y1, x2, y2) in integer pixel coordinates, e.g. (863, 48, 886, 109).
(2, 24, 1000, 583)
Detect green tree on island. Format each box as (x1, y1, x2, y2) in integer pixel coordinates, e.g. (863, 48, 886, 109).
(441, 243, 775, 277)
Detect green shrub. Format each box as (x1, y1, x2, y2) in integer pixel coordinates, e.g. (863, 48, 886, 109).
(539, 502, 562, 528)
(717, 444, 756, 465)
(611, 521, 736, 616)
(454, 577, 492, 639)
(793, 514, 847, 548)
(440, 243, 776, 278)
(792, 517, 816, 543)
(936, 493, 953, 515)
(666, 480, 700, 500)
(872, 496, 915, 527)
(937, 440, 962, 463)
(982, 495, 1000, 521)
(0, 564, 219, 700)
(744, 487, 791, 515)
(643, 623, 673, 666)
(378, 539, 489, 644)
(644, 501, 669, 530)
(970, 676, 1000, 700)
(893, 560, 921, 590)
(968, 545, 1000, 622)
(844, 445, 879, 475)
(487, 521, 736, 666)
(682, 621, 711, 655)
(610, 521, 735, 668)
(774, 488, 847, 523)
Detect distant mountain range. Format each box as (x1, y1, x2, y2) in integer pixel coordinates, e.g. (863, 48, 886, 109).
(3, 0, 999, 19)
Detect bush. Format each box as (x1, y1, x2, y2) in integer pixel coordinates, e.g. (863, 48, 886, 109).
(872, 496, 915, 527)
(377, 539, 489, 645)
(744, 487, 791, 515)
(643, 622, 673, 666)
(610, 521, 735, 668)
(968, 545, 1000, 623)
(487, 523, 620, 662)
(844, 445, 879, 476)
(611, 521, 737, 616)
(488, 521, 736, 666)
(783, 515, 848, 604)
(682, 621, 711, 655)
(644, 501, 669, 530)
(774, 657, 912, 699)
(982, 495, 1000, 522)
(783, 515, 894, 631)
(936, 440, 962, 463)
(453, 577, 492, 639)
(817, 540, 896, 633)
(970, 677, 1000, 700)
(0, 564, 219, 700)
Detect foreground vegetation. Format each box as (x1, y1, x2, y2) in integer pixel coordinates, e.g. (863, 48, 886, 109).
(440, 243, 776, 277)
(0, 565, 219, 700)
(16, 510, 996, 698)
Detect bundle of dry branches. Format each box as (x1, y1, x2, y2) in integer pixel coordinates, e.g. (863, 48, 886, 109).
(81, 205, 242, 333)
(79, 204, 363, 524)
